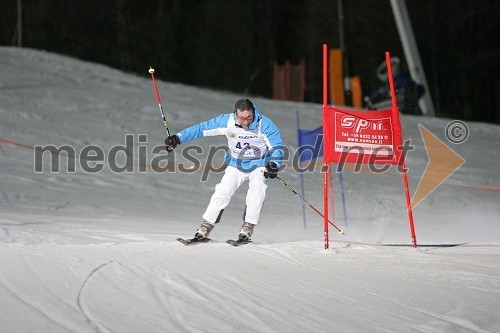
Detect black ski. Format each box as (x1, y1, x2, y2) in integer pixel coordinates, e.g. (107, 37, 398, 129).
(226, 239, 252, 247)
(382, 243, 468, 248)
(177, 237, 212, 246)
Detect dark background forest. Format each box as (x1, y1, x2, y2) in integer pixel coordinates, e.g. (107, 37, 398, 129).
(1, 0, 498, 123)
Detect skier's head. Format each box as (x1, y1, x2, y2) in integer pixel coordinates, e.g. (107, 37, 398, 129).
(234, 98, 255, 114)
(234, 98, 255, 129)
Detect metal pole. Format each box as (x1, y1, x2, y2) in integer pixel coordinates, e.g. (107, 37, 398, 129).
(389, 0, 435, 116)
(17, 0, 22, 47)
(337, 0, 345, 51)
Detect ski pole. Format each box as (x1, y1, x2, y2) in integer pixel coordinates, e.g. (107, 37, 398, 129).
(275, 175, 345, 235)
(148, 67, 171, 137)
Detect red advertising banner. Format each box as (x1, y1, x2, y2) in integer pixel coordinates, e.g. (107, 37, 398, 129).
(322, 105, 403, 165)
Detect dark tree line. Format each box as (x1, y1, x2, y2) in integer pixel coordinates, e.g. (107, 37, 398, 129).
(1, 0, 498, 123)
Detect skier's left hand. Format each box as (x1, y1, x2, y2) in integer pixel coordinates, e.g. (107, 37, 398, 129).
(264, 162, 279, 179)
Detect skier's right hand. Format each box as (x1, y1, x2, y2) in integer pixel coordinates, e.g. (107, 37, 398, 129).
(264, 161, 279, 179)
(165, 135, 180, 152)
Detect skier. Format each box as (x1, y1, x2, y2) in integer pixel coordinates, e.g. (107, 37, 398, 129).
(165, 98, 283, 243)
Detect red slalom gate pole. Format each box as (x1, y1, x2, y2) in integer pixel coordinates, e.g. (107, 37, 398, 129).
(148, 67, 171, 138)
(322, 44, 330, 249)
(402, 164, 417, 247)
(323, 164, 330, 249)
(385, 52, 418, 248)
(322, 44, 328, 106)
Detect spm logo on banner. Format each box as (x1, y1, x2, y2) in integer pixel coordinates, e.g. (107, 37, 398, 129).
(327, 108, 398, 163)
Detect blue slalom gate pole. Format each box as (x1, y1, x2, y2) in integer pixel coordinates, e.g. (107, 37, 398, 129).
(338, 165, 348, 229)
(296, 111, 307, 228)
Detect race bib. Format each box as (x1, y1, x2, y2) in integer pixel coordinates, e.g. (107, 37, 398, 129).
(227, 130, 268, 159)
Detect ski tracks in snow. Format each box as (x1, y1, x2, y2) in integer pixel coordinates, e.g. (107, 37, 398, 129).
(76, 260, 116, 333)
(1, 240, 499, 332)
(227, 242, 497, 332)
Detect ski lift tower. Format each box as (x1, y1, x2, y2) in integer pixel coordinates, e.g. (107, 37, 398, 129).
(390, 0, 435, 116)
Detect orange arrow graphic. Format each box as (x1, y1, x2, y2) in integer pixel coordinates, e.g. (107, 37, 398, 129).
(411, 124, 465, 209)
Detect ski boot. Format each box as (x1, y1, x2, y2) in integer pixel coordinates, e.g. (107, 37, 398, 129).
(238, 222, 255, 241)
(194, 221, 214, 240)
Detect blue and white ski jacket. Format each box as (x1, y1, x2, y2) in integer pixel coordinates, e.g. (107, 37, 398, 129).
(176, 105, 284, 173)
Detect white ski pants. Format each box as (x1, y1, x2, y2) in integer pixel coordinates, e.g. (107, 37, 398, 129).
(202, 166, 268, 225)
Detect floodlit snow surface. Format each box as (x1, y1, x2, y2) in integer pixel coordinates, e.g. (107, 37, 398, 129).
(1, 47, 500, 332)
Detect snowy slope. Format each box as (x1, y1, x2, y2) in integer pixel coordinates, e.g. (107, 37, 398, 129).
(1, 47, 500, 332)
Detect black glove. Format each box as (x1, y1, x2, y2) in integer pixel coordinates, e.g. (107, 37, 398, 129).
(165, 135, 180, 152)
(264, 162, 279, 179)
